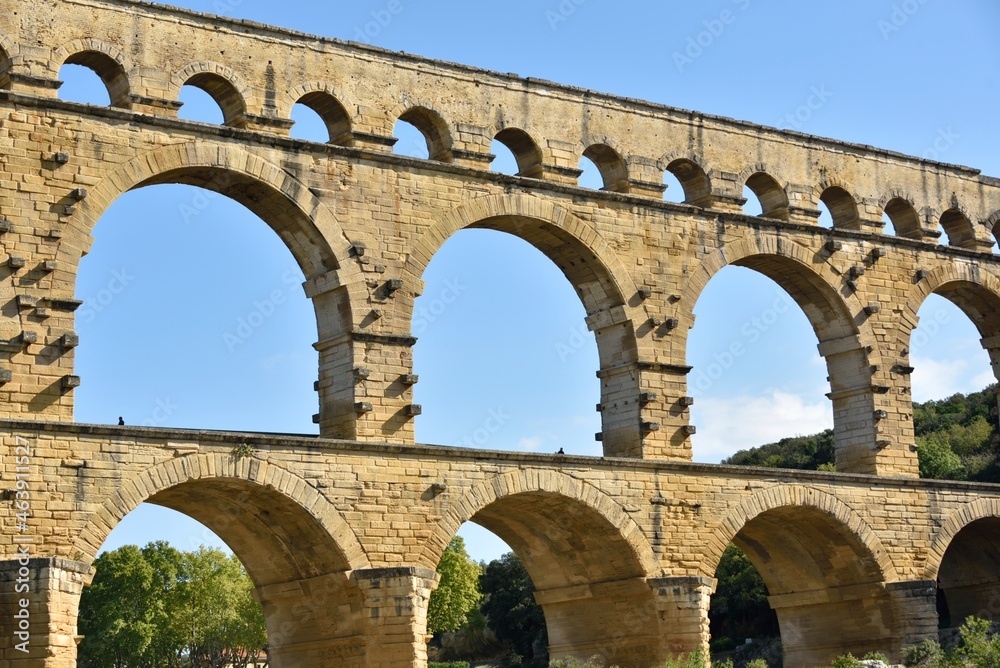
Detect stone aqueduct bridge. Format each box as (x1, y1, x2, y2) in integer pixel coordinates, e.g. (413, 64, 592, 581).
(1, 1, 1000, 666)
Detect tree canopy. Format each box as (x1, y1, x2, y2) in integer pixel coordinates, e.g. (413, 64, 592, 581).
(78, 542, 267, 668)
(428, 536, 483, 634)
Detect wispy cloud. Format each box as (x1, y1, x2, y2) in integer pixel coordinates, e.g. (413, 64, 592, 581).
(692, 390, 832, 463)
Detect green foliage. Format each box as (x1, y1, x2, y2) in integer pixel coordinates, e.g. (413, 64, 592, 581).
(659, 648, 707, 668)
(78, 542, 267, 668)
(428, 537, 483, 634)
(712, 659, 735, 668)
(724, 386, 1000, 483)
(745, 660, 768, 668)
(709, 545, 779, 648)
(903, 616, 1000, 668)
(830, 653, 862, 668)
(230, 443, 256, 460)
(480, 552, 547, 661)
(723, 430, 836, 471)
(429, 663, 471, 668)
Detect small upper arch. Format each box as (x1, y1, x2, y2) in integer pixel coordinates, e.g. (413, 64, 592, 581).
(171, 61, 253, 128)
(394, 104, 453, 162)
(739, 163, 789, 220)
(288, 82, 353, 146)
(940, 206, 977, 248)
(53, 38, 132, 108)
(659, 152, 712, 205)
(0, 31, 16, 89)
(815, 181, 862, 230)
(986, 210, 1000, 248)
(492, 125, 544, 178)
(879, 190, 923, 239)
(580, 141, 629, 193)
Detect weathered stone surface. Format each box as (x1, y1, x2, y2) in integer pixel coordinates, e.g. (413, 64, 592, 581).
(0, 1, 999, 666)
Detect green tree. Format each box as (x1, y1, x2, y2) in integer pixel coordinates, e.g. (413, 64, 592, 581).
(428, 537, 483, 634)
(480, 552, 547, 660)
(78, 542, 184, 668)
(709, 545, 778, 647)
(77, 542, 268, 668)
(177, 548, 268, 668)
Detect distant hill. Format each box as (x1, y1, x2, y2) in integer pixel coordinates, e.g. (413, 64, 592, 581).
(722, 385, 1000, 482)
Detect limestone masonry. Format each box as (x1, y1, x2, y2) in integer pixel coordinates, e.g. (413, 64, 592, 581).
(1, 1, 1000, 666)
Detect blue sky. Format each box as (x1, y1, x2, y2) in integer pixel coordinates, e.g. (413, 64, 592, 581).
(58, 0, 1000, 564)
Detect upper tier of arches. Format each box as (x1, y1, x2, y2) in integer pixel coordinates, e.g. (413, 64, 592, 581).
(2, 0, 997, 252)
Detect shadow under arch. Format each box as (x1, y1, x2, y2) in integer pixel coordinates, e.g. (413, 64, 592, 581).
(926, 499, 1000, 628)
(424, 469, 661, 666)
(707, 487, 899, 667)
(75, 453, 372, 666)
(678, 235, 883, 473)
(404, 193, 651, 457)
(897, 265, 1000, 387)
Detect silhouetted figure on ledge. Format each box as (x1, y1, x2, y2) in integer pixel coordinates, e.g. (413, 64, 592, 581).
(557, 448, 565, 455)
(118, 417, 125, 426)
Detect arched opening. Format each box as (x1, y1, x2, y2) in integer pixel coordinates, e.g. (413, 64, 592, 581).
(663, 168, 685, 204)
(688, 266, 833, 465)
(580, 144, 628, 192)
(907, 286, 999, 481)
(936, 517, 1000, 629)
(428, 482, 661, 666)
(493, 127, 543, 178)
(58, 51, 130, 107)
(884, 197, 922, 239)
(819, 186, 861, 230)
(0, 45, 13, 90)
(709, 544, 780, 662)
(743, 172, 789, 220)
(714, 504, 894, 667)
(940, 208, 976, 248)
(413, 229, 601, 456)
(77, 469, 366, 668)
(395, 106, 452, 161)
(75, 182, 320, 433)
(664, 158, 711, 205)
(292, 91, 352, 145)
(179, 73, 246, 127)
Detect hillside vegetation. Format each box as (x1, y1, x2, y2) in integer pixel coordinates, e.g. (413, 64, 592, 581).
(723, 385, 1000, 481)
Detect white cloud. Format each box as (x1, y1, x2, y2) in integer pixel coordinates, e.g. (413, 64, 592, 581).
(692, 390, 833, 463)
(910, 356, 996, 403)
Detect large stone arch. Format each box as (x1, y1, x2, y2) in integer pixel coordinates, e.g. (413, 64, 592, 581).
(74, 453, 369, 573)
(424, 469, 662, 665)
(926, 499, 1000, 628)
(72, 142, 367, 437)
(423, 468, 656, 573)
(705, 485, 897, 580)
(403, 193, 651, 457)
(72, 453, 373, 667)
(897, 263, 1000, 383)
(707, 486, 900, 667)
(75, 141, 357, 288)
(678, 234, 885, 473)
(404, 192, 641, 339)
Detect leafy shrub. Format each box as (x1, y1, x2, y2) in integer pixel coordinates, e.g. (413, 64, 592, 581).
(831, 654, 862, 668)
